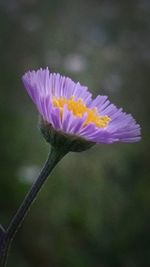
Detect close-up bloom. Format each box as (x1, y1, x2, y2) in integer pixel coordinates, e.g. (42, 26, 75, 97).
(22, 68, 141, 146)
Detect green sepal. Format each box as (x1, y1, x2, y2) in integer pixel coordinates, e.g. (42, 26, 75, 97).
(40, 118, 95, 152)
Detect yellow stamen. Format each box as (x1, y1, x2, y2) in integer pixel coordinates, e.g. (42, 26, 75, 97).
(53, 96, 111, 128)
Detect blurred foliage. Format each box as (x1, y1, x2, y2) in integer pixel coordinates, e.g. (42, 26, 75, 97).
(0, 0, 150, 266)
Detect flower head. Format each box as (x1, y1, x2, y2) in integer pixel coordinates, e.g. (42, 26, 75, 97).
(22, 68, 141, 150)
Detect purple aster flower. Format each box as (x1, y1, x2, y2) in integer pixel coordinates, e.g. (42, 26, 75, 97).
(0, 68, 142, 265)
(22, 68, 141, 146)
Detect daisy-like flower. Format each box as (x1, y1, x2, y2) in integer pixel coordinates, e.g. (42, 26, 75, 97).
(22, 68, 141, 151)
(0, 68, 141, 266)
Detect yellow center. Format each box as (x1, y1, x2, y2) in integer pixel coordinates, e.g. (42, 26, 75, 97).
(53, 96, 111, 128)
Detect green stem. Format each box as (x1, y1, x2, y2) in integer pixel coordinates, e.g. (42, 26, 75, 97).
(0, 146, 67, 267)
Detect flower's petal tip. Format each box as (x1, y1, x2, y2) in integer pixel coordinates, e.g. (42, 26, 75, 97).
(21, 73, 29, 85)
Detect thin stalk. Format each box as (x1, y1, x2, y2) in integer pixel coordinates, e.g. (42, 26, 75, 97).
(0, 146, 67, 267)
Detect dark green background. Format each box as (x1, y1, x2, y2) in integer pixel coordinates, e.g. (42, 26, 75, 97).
(0, 0, 149, 266)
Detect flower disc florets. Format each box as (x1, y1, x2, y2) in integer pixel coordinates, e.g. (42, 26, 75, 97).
(22, 67, 141, 151)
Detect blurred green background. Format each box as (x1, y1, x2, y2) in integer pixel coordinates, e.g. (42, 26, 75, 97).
(0, 0, 149, 266)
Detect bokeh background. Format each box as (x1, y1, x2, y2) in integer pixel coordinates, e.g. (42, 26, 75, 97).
(0, 0, 149, 266)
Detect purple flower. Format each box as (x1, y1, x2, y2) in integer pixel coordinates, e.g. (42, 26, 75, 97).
(22, 68, 141, 144)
